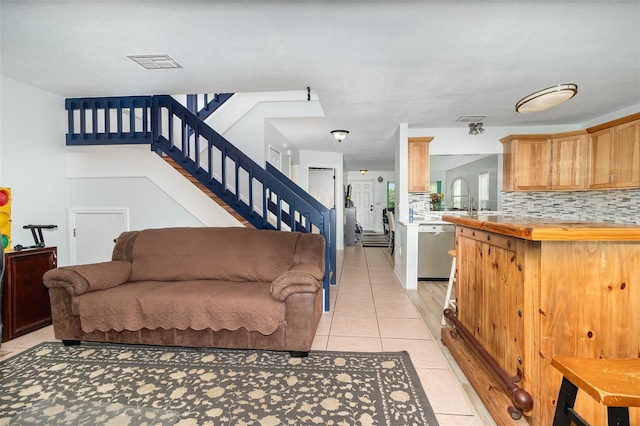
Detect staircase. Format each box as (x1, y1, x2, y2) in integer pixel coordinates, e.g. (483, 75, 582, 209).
(65, 94, 336, 311)
(163, 156, 253, 228)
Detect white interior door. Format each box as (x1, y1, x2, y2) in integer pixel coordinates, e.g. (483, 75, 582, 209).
(352, 180, 374, 230)
(69, 208, 129, 265)
(269, 147, 281, 170)
(308, 168, 335, 208)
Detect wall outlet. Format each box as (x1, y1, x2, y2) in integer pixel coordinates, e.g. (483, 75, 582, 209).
(527, 201, 535, 210)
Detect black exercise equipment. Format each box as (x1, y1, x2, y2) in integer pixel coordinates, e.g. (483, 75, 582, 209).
(13, 224, 57, 251)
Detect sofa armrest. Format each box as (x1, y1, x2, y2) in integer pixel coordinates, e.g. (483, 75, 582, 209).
(43, 261, 132, 296)
(270, 264, 323, 302)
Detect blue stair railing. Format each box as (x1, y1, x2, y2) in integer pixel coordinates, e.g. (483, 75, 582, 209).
(266, 163, 336, 286)
(186, 93, 234, 121)
(65, 94, 336, 311)
(66, 96, 153, 145)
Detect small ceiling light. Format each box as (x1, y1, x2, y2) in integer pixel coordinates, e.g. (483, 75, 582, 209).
(515, 83, 578, 113)
(359, 169, 368, 175)
(128, 54, 182, 69)
(468, 122, 485, 136)
(331, 130, 349, 142)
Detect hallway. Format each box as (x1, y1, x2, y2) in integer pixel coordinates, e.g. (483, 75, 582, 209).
(312, 245, 494, 425)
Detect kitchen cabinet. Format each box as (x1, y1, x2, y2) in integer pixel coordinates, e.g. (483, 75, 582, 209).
(587, 116, 640, 189)
(408, 137, 432, 193)
(550, 131, 588, 190)
(500, 135, 551, 191)
(501, 131, 588, 191)
(441, 214, 640, 426)
(1, 247, 57, 342)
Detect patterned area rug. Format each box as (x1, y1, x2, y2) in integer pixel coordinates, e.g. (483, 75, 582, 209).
(1, 342, 439, 426)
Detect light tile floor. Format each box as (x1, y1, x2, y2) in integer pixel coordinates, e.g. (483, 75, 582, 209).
(311, 246, 487, 425)
(1, 245, 489, 425)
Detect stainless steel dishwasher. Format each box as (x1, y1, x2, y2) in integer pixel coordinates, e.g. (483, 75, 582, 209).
(418, 224, 455, 280)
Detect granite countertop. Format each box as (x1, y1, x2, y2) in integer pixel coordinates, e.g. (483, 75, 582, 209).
(442, 214, 640, 241)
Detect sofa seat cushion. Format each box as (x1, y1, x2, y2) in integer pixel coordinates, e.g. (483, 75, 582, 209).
(75, 280, 285, 335)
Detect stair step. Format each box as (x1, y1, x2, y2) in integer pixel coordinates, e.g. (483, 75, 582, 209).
(163, 156, 253, 228)
(361, 232, 389, 247)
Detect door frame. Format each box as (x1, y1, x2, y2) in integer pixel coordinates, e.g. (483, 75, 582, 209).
(68, 207, 129, 265)
(308, 167, 336, 209)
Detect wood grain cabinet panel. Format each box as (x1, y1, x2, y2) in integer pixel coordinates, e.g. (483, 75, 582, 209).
(500, 135, 551, 191)
(456, 227, 524, 378)
(550, 132, 588, 190)
(500, 113, 640, 192)
(408, 137, 432, 193)
(588, 115, 640, 189)
(1, 247, 57, 342)
(447, 219, 640, 426)
(501, 132, 588, 191)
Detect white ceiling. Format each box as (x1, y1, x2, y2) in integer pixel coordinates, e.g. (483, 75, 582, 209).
(1, 1, 639, 171)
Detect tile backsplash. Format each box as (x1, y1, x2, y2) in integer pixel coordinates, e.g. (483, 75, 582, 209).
(408, 193, 431, 216)
(502, 188, 640, 224)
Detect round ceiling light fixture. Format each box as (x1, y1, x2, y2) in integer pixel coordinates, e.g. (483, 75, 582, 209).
(515, 83, 578, 113)
(331, 130, 349, 142)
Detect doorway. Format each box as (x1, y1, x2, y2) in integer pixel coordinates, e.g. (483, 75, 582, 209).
(351, 180, 374, 230)
(308, 168, 335, 209)
(69, 208, 129, 265)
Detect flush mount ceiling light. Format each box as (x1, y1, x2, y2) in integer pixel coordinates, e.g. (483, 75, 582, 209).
(359, 169, 368, 175)
(128, 54, 182, 69)
(515, 83, 578, 113)
(468, 122, 485, 136)
(331, 130, 349, 143)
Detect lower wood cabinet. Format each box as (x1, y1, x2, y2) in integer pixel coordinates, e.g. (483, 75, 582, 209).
(452, 225, 640, 425)
(1, 247, 57, 342)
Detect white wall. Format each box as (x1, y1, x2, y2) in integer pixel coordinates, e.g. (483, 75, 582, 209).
(0, 77, 244, 266)
(0, 76, 69, 261)
(408, 124, 576, 156)
(66, 150, 243, 229)
(346, 170, 395, 233)
(407, 102, 640, 157)
(210, 91, 323, 168)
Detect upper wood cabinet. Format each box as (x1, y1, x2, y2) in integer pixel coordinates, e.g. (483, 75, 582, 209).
(500, 135, 552, 191)
(408, 137, 432, 193)
(501, 131, 590, 191)
(587, 116, 640, 189)
(550, 131, 588, 190)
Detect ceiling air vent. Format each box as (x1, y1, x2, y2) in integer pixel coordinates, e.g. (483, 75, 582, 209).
(456, 116, 486, 123)
(128, 54, 182, 69)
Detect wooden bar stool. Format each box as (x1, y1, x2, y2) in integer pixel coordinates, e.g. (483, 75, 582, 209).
(441, 249, 456, 325)
(551, 356, 640, 426)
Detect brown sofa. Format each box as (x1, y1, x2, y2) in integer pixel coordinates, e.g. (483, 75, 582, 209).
(43, 227, 325, 356)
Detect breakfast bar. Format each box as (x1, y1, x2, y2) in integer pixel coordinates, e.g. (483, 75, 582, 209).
(440, 214, 640, 425)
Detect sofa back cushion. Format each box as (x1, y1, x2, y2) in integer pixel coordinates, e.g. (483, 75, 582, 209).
(128, 227, 301, 283)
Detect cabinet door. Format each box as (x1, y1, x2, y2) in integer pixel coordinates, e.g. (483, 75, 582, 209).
(587, 128, 614, 189)
(456, 229, 523, 377)
(501, 139, 514, 191)
(611, 119, 640, 188)
(1, 247, 57, 342)
(551, 134, 587, 190)
(408, 138, 431, 193)
(513, 138, 551, 190)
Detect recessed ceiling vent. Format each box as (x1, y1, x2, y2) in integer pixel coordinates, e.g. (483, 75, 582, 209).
(456, 116, 486, 123)
(128, 54, 182, 69)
